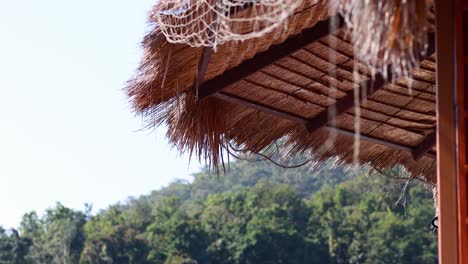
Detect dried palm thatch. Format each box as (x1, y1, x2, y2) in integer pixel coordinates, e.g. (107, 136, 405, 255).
(127, 0, 437, 184)
(332, 0, 432, 79)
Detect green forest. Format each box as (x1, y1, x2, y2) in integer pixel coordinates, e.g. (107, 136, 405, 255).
(0, 160, 438, 264)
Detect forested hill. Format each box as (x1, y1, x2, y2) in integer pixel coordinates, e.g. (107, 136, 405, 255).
(0, 160, 438, 263)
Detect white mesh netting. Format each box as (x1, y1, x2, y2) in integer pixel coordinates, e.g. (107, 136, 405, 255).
(152, 0, 303, 49)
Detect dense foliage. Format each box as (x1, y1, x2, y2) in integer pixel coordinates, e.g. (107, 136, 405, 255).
(0, 160, 437, 263)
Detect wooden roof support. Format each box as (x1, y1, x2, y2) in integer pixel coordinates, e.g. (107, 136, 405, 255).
(193, 6, 219, 93)
(306, 75, 386, 132)
(412, 130, 436, 160)
(197, 17, 436, 160)
(197, 25, 435, 138)
(215, 91, 436, 159)
(214, 92, 308, 124)
(196, 15, 345, 99)
(436, 0, 460, 262)
(326, 127, 435, 159)
(306, 31, 436, 134)
(194, 47, 213, 93)
(192, 2, 252, 93)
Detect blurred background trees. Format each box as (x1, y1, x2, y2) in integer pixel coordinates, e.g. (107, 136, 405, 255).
(0, 160, 438, 263)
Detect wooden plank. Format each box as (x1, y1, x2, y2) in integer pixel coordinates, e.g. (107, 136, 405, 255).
(327, 127, 435, 159)
(412, 131, 437, 160)
(194, 47, 213, 93)
(206, 34, 435, 137)
(214, 92, 308, 124)
(436, 0, 460, 263)
(305, 32, 436, 134)
(193, 5, 219, 94)
(306, 75, 386, 132)
(199, 24, 435, 140)
(215, 91, 436, 159)
(456, 0, 468, 262)
(326, 126, 419, 154)
(197, 15, 345, 99)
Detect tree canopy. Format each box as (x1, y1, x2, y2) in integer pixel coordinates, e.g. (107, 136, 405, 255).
(0, 160, 437, 263)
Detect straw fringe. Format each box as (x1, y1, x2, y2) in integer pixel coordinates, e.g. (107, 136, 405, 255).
(332, 0, 434, 79)
(126, 0, 436, 184)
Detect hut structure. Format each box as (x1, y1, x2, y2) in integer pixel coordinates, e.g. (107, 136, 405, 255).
(126, 0, 468, 262)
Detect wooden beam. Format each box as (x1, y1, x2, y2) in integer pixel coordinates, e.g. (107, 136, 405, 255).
(201, 30, 435, 137)
(197, 15, 345, 99)
(412, 130, 437, 160)
(196, 14, 436, 159)
(326, 126, 435, 159)
(214, 92, 308, 124)
(194, 47, 213, 93)
(215, 91, 436, 159)
(306, 31, 435, 133)
(306, 75, 386, 132)
(435, 0, 460, 263)
(455, 0, 468, 262)
(193, 1, 255, 91)
(193, 4, 219, 93)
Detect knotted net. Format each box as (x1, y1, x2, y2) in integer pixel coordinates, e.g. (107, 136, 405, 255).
(151, 0, 303, 49)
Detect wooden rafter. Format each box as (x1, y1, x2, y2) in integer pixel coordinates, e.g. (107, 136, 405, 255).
(305, 32, 435, 134)
(326, 126, 435, 159)
(194, 47, 213, 93)
(196, 13, 436, 160)
(192, 1, 251, 92)
(196, 15, 345, 99)
(215, 92, 436, 159)
(412, 130, 436, 160)
(214, 92, 307, 124)
(306, 75, 386, 132)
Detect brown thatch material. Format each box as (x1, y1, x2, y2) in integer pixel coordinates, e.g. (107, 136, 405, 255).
(332, 0, 434, 78)
(127, 0, 437, 184)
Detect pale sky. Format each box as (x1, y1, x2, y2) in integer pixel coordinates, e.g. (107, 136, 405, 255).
(0, 0, 200, 228)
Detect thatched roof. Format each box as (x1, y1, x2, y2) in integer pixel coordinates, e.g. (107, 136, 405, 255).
(127, 0, 437, 184)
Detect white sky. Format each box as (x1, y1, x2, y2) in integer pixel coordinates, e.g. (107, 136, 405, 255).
(0, 0, 200, 228)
